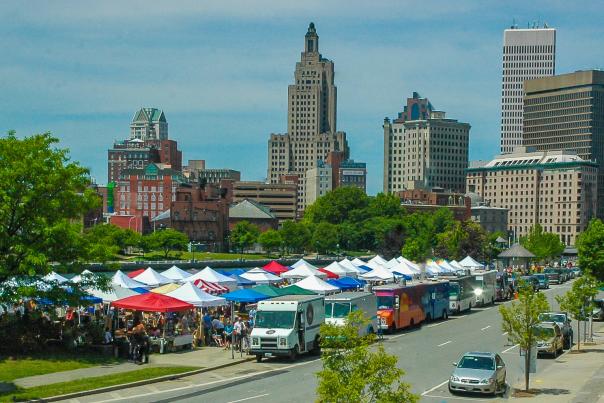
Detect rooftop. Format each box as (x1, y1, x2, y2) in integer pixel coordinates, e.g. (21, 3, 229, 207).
(229, 199, 276, 220)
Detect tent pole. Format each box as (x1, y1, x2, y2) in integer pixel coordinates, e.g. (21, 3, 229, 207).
(231, 301, 234, 360)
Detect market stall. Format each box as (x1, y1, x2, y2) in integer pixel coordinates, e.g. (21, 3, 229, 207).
(161, 266, 191, 282)
(111, 293, 194, 354)
(240, 267, 283, 285)
(187, 267, 238, 291)
(133, 267, 173, 287)
(193, 279, 229, 295)
(262, 261, 290, 276)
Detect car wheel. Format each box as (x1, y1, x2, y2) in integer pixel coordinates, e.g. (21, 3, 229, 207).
(442, 310, 448, 320)
(255, 354, 262, 362)
(448, 383, 456, 395)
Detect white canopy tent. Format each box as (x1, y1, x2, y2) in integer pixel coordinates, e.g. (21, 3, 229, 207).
(240, 268, 283, 285)
(338, 259, 362, 274)
(43, 271, 69, 284)
(324, 261, 358, 278)
(133, 267, 173, 287)
(351, 258, 367, 267)
(398, 257, 421, 272)
(88, 285, 143, 303)
(166, 282, 226, 307)
(450, 260, 465, 271)
(425, 261, 446, 275)
(112, 270, 147, 289)
(388, 261, 416, 277)
(369, 255, 388, 265)
(459, 256, 485, 270)
(291, 259, 319, 271)
(437, 260, 458, 273)
(361, 266, 396, 282)
(281, 263, 327, 280)
(187, 267, 238, 290)
(161, 265, 191, 282)
(384, 258, 400, 269)
(290, 275, 339, 295)
(71, 270, 94, 283)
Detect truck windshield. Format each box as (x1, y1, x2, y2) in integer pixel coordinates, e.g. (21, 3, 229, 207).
(377, 296, 393, 310)
(255, 311, 295, 329)
(332, 302, 351, 318)
(449, 284, 460, 297)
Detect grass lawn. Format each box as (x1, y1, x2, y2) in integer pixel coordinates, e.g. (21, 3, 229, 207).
(1, 366, 198, 401)
(0, 352, 118, 382)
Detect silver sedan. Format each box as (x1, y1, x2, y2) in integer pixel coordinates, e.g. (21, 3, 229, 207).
(449, 352, 506, 395)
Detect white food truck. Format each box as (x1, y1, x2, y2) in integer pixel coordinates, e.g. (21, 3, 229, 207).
(324, 291, 378, 336)
(471, 270, 497, 307)
(251, 295, 324, 362)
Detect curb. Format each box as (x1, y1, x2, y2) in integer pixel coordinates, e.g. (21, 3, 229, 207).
(39, 356, 256, 402)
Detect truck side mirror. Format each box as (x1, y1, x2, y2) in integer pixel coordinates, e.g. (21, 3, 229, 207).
(394, 296, 400, 309)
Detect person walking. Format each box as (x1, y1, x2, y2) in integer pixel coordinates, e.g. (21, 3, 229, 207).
(233, 317, 243, 351)
(202, 310, 213, 346)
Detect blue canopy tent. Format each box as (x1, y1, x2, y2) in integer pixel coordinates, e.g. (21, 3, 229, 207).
(327, 276, 367, 290)
(229, 274, 256, 287)
(391, 271, 413, 281)
(221, 269, 246, 277)
(222, 289, 269, 303)
(357, 265, 372, 274)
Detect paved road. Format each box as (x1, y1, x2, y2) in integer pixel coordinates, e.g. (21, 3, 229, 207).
(64, 281, 576, 403)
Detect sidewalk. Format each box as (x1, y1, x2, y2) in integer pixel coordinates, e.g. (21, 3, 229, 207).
(13, 345, 252, 389)
(510, 323, 604, 402)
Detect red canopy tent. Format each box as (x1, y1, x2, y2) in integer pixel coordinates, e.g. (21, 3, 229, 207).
(112, 292, 193, 312)
(193, 279, 229, 295)
(318, 268, 339, 279)
(262, 260, 290, 275)
(127, 268, 146, 278)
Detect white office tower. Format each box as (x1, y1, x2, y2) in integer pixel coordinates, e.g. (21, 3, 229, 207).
(500, 24, 555, 154)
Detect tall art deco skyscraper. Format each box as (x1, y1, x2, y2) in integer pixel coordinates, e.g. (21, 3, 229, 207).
(500, 24, 555, 154)
(267, 23, 348, 215)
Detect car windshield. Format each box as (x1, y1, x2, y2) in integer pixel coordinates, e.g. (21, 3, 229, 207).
(535, 274, 545, 279)
(377, 296, 394, 310)
(539, 313, 565, 323)
(457, 356, 495, 370)
(535, 327, 555, 337)
(255, 311, 295, 329)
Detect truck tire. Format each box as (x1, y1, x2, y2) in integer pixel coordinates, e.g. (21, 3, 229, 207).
(442, 310, 448, 320)
(311, 336, 321, 355)
(255, 354, 262, 363)
(289, 345, 298, 361)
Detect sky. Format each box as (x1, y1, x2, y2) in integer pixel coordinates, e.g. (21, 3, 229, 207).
(2, 1, 604, 195)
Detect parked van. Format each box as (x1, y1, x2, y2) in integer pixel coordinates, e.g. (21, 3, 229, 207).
(325, 291, 378, 336)
(251, 295, 324, 362)
(447, 275, 474, 314)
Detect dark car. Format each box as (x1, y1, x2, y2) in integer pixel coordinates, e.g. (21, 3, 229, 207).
(539, 312, 573, 349)
(520, 276, 540, 292)
(533, 273, 549, 289)
(592, 299, 604, 321)
(543, 268, 560, 285)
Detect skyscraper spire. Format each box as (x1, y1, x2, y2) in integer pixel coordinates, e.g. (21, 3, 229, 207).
(305, 22, 319, 53)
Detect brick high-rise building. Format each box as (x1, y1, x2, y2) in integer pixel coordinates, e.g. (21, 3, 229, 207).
(383, 94, 470, 194)
(267, 23, 349, 214)
(523, 70, 604, 218)
(500, 25, 556, 154)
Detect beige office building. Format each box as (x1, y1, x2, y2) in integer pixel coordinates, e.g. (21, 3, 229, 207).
(500, 26, 556, 153)
(383, 103, 470, 194)
(304, 162, 332, 207)
(267, 23, 348, 214)
(523, 70, 604, 218)
(466, 148, 598, 246)
(231, 181, 297, 223)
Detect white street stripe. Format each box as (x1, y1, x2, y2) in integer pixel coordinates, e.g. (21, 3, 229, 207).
(226, 393, 270, 403)
(481, 325, 491, 331)
(421, 379, 449, 396)
(437, 340, 452, 347)
(427, 322, 445, 328)
(501, 343, 519, 354)
(502, 331, 508, 336)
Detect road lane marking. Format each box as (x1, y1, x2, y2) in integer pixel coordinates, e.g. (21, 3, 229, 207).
(501, 343, 519, 354)
(449, 314, 467, 319)
(502, 332, 508, 336)
(423, 393, 491, 401)
(481, 325, 491, 331)
(226, 393, 270, 403)
(427, 322, 445, 328)
(95, 359, 321, 403)
(388, 333, 407, 340)
(421, 379, 449, 396)
(437, 340, 452, 347)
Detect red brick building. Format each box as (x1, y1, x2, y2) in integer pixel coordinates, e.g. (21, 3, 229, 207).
(396, 188, 471, 221)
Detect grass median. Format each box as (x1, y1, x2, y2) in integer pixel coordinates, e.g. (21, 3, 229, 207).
(1, 366, 199, 401)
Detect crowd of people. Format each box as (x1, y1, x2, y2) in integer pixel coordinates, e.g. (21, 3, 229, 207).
(198, 307, 256, 352)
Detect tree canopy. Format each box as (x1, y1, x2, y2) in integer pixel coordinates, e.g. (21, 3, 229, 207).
(0, 132, 99, 281)
(144, 228, 189, 258)
(258, 229, 282, 256)
(520, 224, 565, 263)
(576, 219, 604, 281)
(317, 310, 419, 403)
(229, 221, 261, 253)
(556, 274, 599, 351)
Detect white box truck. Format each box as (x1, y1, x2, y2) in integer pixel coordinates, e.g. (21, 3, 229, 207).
(325, 291, 378, 336)
(471, 270, 497, 307)
(251, 295, 324, 362)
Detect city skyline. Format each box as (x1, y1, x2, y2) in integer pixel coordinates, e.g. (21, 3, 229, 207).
(2, 1, 604, 195)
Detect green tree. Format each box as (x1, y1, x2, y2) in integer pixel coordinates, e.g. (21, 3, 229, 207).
(145, 228, 189, 258)
(317, 310, 419, 403)
(304, 187, 369, 224)
(229, 221, 261, 254)
(366, 193, 405, 218)
(279, 220, 311, 253)
(364, 217, 406, 258)
(258, 229, 282, 257)
(556, 274, 599, 351)
(83, 224, 142, 261)
(0, 132, 99, 281)
(576, 219, 604, 281)
(312, 222, 338, 254)
(401, 238, 431, 264)
(520, 224, 565, 264)
(435, 221, 488, 261)
(499, 281, 550, 391)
